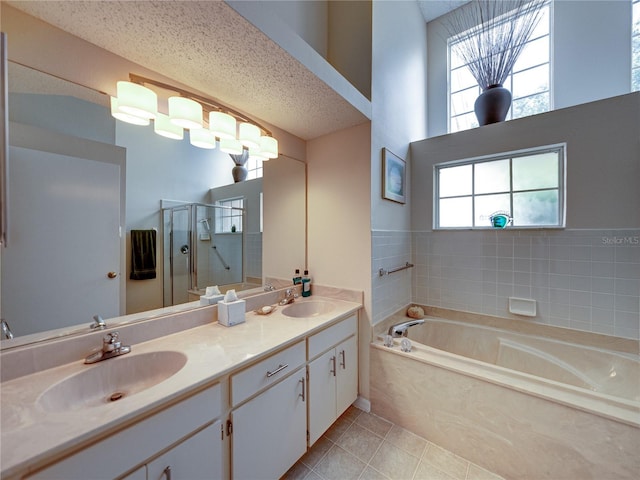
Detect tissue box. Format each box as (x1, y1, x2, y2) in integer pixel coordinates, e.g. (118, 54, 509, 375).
(218, 299, 246, 327)
(200, 294, 224, 306)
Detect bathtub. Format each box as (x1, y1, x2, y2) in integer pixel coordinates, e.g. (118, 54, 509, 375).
(370, 315, 640, 480)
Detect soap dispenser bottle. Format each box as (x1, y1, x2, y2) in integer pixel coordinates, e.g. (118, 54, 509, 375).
(293, 269, 302, 285)
(301, 270, 312, 297)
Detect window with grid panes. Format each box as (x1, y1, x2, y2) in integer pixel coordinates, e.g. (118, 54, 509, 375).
(434, 144, 565, 229)
(449, 2, 551, 133)
(215, 198, 244, 233)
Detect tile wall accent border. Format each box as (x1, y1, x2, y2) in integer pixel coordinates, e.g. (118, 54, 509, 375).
(412, 229, 640, 340)
(372, 231, 412, 325)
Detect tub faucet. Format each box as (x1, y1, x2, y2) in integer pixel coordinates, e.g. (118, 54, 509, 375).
(90, 314, 107, 330)
(85, 331, 131, 364)
(1, 319, 14, 340)
(388, 319, 425, 338)
(278, 288, 298, 306)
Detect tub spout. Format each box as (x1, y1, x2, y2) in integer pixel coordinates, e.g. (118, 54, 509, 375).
(388, 319, 425, 338)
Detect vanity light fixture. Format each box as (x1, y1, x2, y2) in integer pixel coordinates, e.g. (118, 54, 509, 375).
(111, 74, 279, 159)
(110, 96, 150, 126)
(115, 81, 157, 120)
(169, 96, 203, 129)
(220, 138, 244, 155)
(209, 111, 236, 140)
(190, 128, 216, 149)
(154, 113, 184, 140)
(238, 122, 261, 149)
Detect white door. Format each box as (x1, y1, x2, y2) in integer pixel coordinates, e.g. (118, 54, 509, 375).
(308, 348, 338, 446)
(231, 368, 307, 480)
(2, 146, 121, 336)
(147, 422, 223, 480)
(336, 336, 358, 417)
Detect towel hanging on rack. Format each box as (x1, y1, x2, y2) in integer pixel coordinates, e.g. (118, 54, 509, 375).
(130, 229, 156, 280)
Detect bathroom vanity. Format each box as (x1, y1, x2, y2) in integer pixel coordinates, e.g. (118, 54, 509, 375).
(0, 293, 362, 480)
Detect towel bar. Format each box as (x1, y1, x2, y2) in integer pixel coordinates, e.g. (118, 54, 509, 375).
(378, 262, 414, 277)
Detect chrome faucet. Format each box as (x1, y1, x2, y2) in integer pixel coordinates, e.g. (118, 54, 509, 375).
(388, 319, 425, 338)
(278, 287, 298, 306)
(90, 314, 107, 330)
(85, 331, 131, 364)
(1, 319, 14, 340)
(263, 283, 276, 292)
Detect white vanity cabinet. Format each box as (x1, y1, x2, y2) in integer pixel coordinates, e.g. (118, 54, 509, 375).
(307, 315, 358, 446)
(146, 422, 222, 480)
(229, 341, 307, 480)
(28, 384, 223, 480)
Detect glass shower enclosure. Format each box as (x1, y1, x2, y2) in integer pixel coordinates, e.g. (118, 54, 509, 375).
(161, 202, 244, 306)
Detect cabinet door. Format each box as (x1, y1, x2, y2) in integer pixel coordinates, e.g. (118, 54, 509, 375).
(307, 348, 338, 446)
(147, 422, 223, 480)
(231, 368, 306, 480)
(336, 335, 358, 417)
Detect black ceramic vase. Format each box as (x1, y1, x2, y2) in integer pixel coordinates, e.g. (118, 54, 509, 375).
(232, 165, 248, 183)
(230, 151, 249, 183)
(474, 85, 512, 126)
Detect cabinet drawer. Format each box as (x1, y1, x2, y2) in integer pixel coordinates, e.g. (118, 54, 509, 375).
(308, 315, 357, 360)
(30, 384, 222, 479)
(231, 340, 305, 406)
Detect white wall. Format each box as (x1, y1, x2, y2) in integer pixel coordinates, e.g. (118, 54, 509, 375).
(427, 0, 634, 137)
(371, 0, 429, 325)
(117, 123, 231, 314)
(411, 93, 640, 339)
(307, 122, 371, 398)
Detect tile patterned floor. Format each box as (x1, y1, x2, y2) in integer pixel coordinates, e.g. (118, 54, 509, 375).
(282, 407, 506, 480)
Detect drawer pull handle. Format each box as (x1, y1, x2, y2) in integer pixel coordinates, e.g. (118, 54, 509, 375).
(163, 466, 172, 480)
(299, 377, 306, 402)
(340, 349, 346, 369)
(266, 363, 288, 377)
(330, 356, 336, 377)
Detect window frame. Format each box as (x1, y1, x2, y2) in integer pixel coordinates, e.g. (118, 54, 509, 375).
(433, 143, 567, 230)
(214, 197, 245, 233)
(447, 1, 553, 133)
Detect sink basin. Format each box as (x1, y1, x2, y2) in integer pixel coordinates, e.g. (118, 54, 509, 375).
(282, 300, 335, 318)
(37, 351, 187, 411)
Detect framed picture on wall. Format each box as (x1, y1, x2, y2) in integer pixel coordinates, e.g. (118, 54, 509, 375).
(382, 148, 406, 204)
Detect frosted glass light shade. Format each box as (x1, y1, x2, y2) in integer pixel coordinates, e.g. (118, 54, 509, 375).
(116, 81, 157, 120)
(209, 112, 236, 139)
(154, 113, 184, 140)
(248, 147, 268, 161)
(259, 136, 278, 159)
(110, 96, 150, 125)
(190, 128, 216, 149)
(220, 138, 243, 155)
(238, 122, 261, 149)
(169, 97, 203, 129)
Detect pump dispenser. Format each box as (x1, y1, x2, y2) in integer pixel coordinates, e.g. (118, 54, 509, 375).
(301, 270, 312, 297)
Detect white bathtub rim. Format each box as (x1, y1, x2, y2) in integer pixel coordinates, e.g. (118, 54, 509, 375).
(371, 339, 640, 428)
(413, 316, 639, 360)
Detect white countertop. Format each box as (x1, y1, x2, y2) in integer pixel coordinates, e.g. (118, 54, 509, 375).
(0, 296, 361, 478)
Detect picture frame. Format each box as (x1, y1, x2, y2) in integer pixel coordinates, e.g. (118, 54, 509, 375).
(382, 148, 406, 204)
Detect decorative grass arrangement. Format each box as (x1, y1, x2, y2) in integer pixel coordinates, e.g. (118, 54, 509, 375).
(446, 0, 546, 90)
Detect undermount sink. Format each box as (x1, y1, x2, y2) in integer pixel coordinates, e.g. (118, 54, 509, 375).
(282, 300, 335, 318)
(37, 351, 187, 412)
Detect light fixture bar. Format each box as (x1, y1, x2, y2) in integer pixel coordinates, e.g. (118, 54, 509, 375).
(129, 73, 273, 137)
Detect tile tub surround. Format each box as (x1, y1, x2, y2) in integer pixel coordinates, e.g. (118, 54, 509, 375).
(282, 406, 506, 480)
(0, 294, 362, 478)
(412, 229, 640, 340)
(369, 337, 640, 480)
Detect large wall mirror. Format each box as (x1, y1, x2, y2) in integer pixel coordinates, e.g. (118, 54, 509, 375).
(1, 62, 306, 345)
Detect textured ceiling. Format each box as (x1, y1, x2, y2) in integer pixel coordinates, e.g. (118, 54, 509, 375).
(7, 0, 369, 141)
